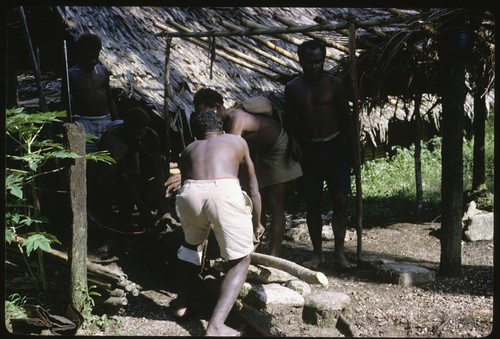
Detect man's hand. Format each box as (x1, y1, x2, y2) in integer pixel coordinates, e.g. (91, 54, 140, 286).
(253, 222, 266, 249)
(165, 174, 181, 197)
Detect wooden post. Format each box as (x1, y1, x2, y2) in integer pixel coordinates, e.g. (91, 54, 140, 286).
(18, 6, 47, 112)
(347, 9, 363, 262)
(164, 36, 173, 170)
(438, 24, 472, 277)
(413, 92, 424, 219)
(64, 122, 88, 312)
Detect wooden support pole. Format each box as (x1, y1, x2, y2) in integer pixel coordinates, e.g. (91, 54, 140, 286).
(347, 9, 363, 262)
(219, 20, 300, 63)
(155, 21, 279, 80)
(164, 36, 173, 168)
(64, 122, 88, 313)
(272, 14, 350, 57)
(18, 6, 47, 112)
(164, 19, 291, 78)
(413, 92, 423, 218)
(241, 18, 340, 61)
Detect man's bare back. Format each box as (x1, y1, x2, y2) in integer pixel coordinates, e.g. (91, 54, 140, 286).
(180, 132, 250, 181)
(224, 109, 281, 154)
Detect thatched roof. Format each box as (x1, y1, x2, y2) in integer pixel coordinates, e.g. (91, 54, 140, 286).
(13, 6, 496, 146)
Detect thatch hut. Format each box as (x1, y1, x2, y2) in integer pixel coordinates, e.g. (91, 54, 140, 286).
(5, 6, 495, 161)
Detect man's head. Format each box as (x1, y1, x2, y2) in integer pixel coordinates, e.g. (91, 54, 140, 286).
(122, 107, 150, 140)
(77, 33, 102, 68)
(297, 40, 326, 79)
(190, 110, 223, 139)
(193, 88, 225, 115)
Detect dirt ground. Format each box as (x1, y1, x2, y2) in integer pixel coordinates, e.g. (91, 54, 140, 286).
(71, 219, 494, 337)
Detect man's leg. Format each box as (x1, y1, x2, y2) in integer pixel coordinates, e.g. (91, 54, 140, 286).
(174, 241, 204, 319)
(261, 183, 287, 257)
(302, 197, 325, 269)
(205, 255, 250, 336)
(331, 192, 353, 268)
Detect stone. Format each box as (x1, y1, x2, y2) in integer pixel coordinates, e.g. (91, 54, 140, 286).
(463, 212, 494, 241)
(303, 291, 351, 327)
(284, 279, 312, 296)
(377, 262, 436, 287)
(240, 282, 304, 311)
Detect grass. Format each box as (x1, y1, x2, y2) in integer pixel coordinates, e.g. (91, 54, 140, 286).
(285, 113, 495, 228)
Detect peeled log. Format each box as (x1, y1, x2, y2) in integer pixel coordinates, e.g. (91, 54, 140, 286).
(250, 252, 329, 286)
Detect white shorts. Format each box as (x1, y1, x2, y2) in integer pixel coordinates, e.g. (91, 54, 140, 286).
(175, 178, 254, 261)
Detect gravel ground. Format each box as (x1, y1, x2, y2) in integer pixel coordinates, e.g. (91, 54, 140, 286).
(74, 221, 493, 337)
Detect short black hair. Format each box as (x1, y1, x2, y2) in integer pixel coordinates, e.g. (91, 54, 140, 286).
(190, 110, 223, 138)
(297, 39, 326, 59)
(77, 33, 102, 52)
(193, 88, 224, 108)
(122, 107, 150, 132)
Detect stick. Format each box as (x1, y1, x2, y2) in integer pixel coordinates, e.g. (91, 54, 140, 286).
(250, 252, 329, 286)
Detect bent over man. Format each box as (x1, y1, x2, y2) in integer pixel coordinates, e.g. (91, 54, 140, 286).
(174, 110, 264, 336)
(192, 88, 302, 257)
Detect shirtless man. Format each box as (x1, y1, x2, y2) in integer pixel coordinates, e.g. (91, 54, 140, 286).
(190, 88, 302, 257)
(61, 33, 117, 153)
(284, 39, 358, 269)
(175, 110, 264, 336)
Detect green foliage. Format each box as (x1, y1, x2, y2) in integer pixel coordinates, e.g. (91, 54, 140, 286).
(78, 284, 112, 333)
(5, 107, 80, 292)
(5, 293, 28, 320)
(355, 113, 494, 225)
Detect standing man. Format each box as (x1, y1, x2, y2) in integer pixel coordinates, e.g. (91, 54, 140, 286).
(175, 110, 264, 336)
(88, 107, 165, 231)
(191, 88, 303, 257)
(284, 39, 358, 269)
(61, 33, 118, 153)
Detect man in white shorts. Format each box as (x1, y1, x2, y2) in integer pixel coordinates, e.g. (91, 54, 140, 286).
(174, 110, 264, 336)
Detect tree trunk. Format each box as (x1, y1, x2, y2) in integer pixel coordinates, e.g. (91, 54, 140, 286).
(348, 8, 363, 262)
(438, 59, 465, 277)
(65, 122, 88, 312)
(472, 87, 487, 190)
(413, 93, 423, 218)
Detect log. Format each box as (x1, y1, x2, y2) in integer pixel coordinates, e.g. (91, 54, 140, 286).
(250, 252, 329, 286)
(10, 236, 130, 288)
(102, 296, 128, 307)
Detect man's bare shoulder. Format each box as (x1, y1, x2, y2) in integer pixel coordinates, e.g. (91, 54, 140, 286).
(285, 75, 304, 88)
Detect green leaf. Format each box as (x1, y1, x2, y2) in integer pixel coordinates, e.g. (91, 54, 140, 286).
(5, 173, 25, 199)
(5, 228, 15, 244)
(22, 233, 59, 257)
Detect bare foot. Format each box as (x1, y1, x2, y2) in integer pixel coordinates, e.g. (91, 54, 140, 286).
(302, 254, 325, 269)
(174, 306, 187, 319)
(333, 253, 354, 269)
(205, 323, 243, 336)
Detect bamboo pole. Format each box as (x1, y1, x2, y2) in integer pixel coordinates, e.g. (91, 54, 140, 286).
(155, 12, 423, 39)
(18, 6, 48, 112)
(224, 30, 302, 73)
(219, 20, 299, 63)
(315, 16, 378, 50)
(164, 19, 291, 78)
(347, 9, 363, 262)
(155, 22, 278, 80)
(241, 18, 340, 61)
(164, 35, 173, 169)
(273, 14, 352, 57)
